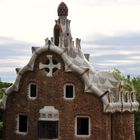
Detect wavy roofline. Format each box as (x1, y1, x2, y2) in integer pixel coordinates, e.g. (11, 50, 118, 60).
(0, 40, 138, 113)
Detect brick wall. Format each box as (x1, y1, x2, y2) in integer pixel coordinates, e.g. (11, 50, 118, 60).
(4, 51, 111, 140)
(111, 112, 135, 140)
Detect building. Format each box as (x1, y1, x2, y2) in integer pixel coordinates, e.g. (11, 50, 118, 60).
(0, 2, 139, 140)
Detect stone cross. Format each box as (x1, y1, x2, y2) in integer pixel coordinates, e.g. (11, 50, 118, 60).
(39, 55, 61, 77)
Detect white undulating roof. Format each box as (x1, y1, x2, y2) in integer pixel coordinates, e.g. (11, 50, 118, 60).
(0, 39, 139, 113)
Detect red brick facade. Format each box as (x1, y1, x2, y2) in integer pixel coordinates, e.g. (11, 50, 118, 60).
(111, 113, 135, 140)
(1, 2, 137, 140)
(3, 51, 135, 140)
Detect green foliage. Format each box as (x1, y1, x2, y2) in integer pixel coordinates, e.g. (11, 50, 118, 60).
(131, 77, 140, 139)
(112, 68, 124, 81)
(133, 77, 140, 93)
(112, 68, 134, 92)
(0, 82, 12, 89)
(0, 82, 12, 99)
(0, 122, 3, 130)
(0, 81, 12, 139)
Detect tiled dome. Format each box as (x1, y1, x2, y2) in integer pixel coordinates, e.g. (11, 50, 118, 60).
(57, 2, 68, 16)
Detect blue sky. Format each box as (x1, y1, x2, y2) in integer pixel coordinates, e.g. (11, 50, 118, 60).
(0, 0, 140, 82)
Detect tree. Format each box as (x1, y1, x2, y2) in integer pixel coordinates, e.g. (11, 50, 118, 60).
(0, 82, 12, 139)
(0, 82, 12, 99)
(112, 68, 134, 91)
(132, 77, 140, 140)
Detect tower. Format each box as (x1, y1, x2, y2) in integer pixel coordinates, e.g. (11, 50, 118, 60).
(54, 2, 72, 47)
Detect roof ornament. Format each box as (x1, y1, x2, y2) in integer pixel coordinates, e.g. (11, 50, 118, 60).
(45, 38, 51, 50)
(45, 38, 49, 45)
(48, 40, 51, 51)
(57, 2, 68, 16)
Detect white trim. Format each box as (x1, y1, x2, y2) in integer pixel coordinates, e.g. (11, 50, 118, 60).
(64, 83, 75, 100)
(75, 116, 91, 137)
(16, 114, 28, 135)
(39, 106, 59, 121)
(28, 83, 37, 99)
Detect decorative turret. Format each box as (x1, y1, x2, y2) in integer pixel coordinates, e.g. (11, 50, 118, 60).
(57, 2, 68, 17)
(54, 2, 72, 47)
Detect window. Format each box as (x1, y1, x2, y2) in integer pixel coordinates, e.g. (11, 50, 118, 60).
(38, 121, 58, 139)
(76, 116, 90, 137)
(64, 84, 75, 99)
(17, 114, 28, 134)
(38, 106, 59, 139)
(29, 83, 37, 99)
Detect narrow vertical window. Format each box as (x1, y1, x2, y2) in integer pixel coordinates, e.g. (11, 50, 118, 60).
(17, 114, 28, 134)
(76, 116, 90, 137)
(29, 83, 37, 99)
(64, 84, 75, 99)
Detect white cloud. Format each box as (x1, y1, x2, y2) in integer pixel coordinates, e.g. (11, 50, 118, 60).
(83, 48, 139, 57)
(0, 67, 14, 73)
(118, 0, 140, 4)
(0, 57, 30, 66)
(0, 0, 140, 44)
(97, 63, 119, 66)
(106, 59, 139, 64)
(128, 67, 140, 71)
(96, 59, 140, 67)
(129, 56, 140, 60)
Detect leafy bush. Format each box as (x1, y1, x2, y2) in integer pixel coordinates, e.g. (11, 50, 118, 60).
(0, 82, 12, 99)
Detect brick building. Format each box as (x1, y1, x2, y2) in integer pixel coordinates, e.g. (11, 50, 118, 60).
(0, 2, 139, 140)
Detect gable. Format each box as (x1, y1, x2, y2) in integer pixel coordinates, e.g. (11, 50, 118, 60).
(0, 40, 138, 113)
